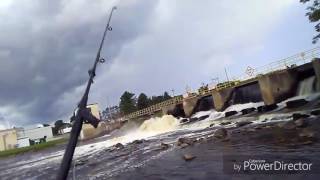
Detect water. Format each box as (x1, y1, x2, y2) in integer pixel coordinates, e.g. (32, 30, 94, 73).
(297, 76, 316, 96)
(231, 82, 263, 104)
(0, 95, 320, 179)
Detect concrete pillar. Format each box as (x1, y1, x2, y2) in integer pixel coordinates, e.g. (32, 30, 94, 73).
(212, 87, 234, 111)
(312, 58, 320, 91)
(258, 69, 297, 105)
(183, 96, 199, 117)
(161, 104, 176, 115)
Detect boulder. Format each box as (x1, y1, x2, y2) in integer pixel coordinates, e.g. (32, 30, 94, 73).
(189, 117, 199, 123)
(75, 159, 88, 166)
(225, 111, 237, 117)
(286, 99, 308, 109)
(198, 115, 209, 121)
(292, 113, 310, 120)
(257, 104, 278, 113)
(183, 154, 196, 161)
(160, 142, 170, 150)
(220, 122, 232, 126)
(177, 137, 194, 146)
(236, 121, 253, 127)
(282, 121, 296, 130)
(294, 119, 307, 128)
(241, 107, 256, 115)
(180, 118, 189, 123)
(114, 143, 124, 149)
(299, 128, 315, 138)
(132, 139, 144, 144)
(214, 128, 228, 139)
(311, 109, 320, 116)
(179, 143, 189, 149)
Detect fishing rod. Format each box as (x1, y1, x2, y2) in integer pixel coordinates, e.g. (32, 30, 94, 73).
(57, 6, 117, 180)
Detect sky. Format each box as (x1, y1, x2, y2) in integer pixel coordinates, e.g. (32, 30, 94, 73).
(0, 0, 318, 129)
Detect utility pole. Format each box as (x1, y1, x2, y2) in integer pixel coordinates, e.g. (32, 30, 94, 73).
(211, 77, 219, 85)
(171, 89, 175, 97)
(224, 68, 230, 82)
(57, 6, 117, 180)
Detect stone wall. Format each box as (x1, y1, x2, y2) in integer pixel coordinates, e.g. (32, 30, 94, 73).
(183, 96, 199, 117)
(212, 87, 234, 111)
(313, 58, 320, 91)
(258, 69, 298, 105)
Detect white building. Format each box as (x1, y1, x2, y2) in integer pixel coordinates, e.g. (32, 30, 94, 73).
(17, 137, 30, 148)
(17, 126, 53, 141)
(59, 127, 72, 134)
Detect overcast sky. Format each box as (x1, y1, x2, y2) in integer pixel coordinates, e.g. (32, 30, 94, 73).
(0, 0, 317, 129)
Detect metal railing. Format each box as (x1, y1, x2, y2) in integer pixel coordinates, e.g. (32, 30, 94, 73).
(124, 95, 183, 119)
(233, 47, 320, 81)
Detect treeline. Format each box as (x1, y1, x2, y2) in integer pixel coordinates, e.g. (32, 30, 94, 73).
(119, 91, 171, 115)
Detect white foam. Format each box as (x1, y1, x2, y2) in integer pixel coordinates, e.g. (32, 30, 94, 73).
(224, 102, 265, 112)
(191, 110, 214, 118)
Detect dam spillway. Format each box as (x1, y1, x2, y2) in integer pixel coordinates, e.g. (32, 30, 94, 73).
(124, 48, 320, 121)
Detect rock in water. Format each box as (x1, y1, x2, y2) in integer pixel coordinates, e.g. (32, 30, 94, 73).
(294, 119, 307, 128)
(160, 142, 170, 150)
(198, 115, 210, 121)
(214, 128, 228, 139)
(177, 137, 194, 146)
(180, 143, 189, 149)
(241, 107, 256, 115)
(189, 117, 199, 123)
(183, 154, 196, 161)
(209, 123, 215, 127)
(220, 122, 231, 126)
(225, 111, 237, 117)
(282, 121, 296, 130)
(75, 159, 88, 166)
(236, 121, 252, 127)
(311, 109, 320, 116)
(292, 113, 310, 120)
(257, 104, 278, 113)
(132, 139, 144, 144)
(115, 143, 124, 149)
(299, 128, 315, 138)
(180, 118, 189, 123)
(286, 99, 308, 109)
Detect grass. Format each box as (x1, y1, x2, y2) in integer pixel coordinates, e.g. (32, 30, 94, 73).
(0, 138, 67, 158)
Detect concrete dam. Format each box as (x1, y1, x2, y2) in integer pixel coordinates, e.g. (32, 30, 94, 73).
(124, 47, 320, 121)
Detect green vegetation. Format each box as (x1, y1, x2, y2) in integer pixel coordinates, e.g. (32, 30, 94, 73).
(149, 92, 171, 106)
(0, 138, 67, 158)
(119, 91, 172, 115)
(301, 0, 320, 43)
(137, 93, 149, 110)
(119, 91, 137, 115)
(52, 120, 71, 135)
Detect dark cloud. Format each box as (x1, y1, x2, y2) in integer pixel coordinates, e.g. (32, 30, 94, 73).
(0, 0, 159, 126)
(0, 0, 301, 128)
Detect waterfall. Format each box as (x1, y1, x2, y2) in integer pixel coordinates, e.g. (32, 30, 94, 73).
(231, 82, 263, 104)
(297, 76, 316, 96)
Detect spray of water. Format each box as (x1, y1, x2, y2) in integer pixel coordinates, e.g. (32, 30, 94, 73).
(297, 76, 315, 96)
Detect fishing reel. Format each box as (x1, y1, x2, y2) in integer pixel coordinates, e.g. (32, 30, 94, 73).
(99, 58, 106, 63)
(70, 108, 100, 128)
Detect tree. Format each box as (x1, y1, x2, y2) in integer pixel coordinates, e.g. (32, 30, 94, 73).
(119, 91, 137, 115)
(163, 91, 171, 100)
(137, 93, 149, 110)
(301, 0, 320, 43)
(43, 124, 50, 127)
(54, 120, 64, 129)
